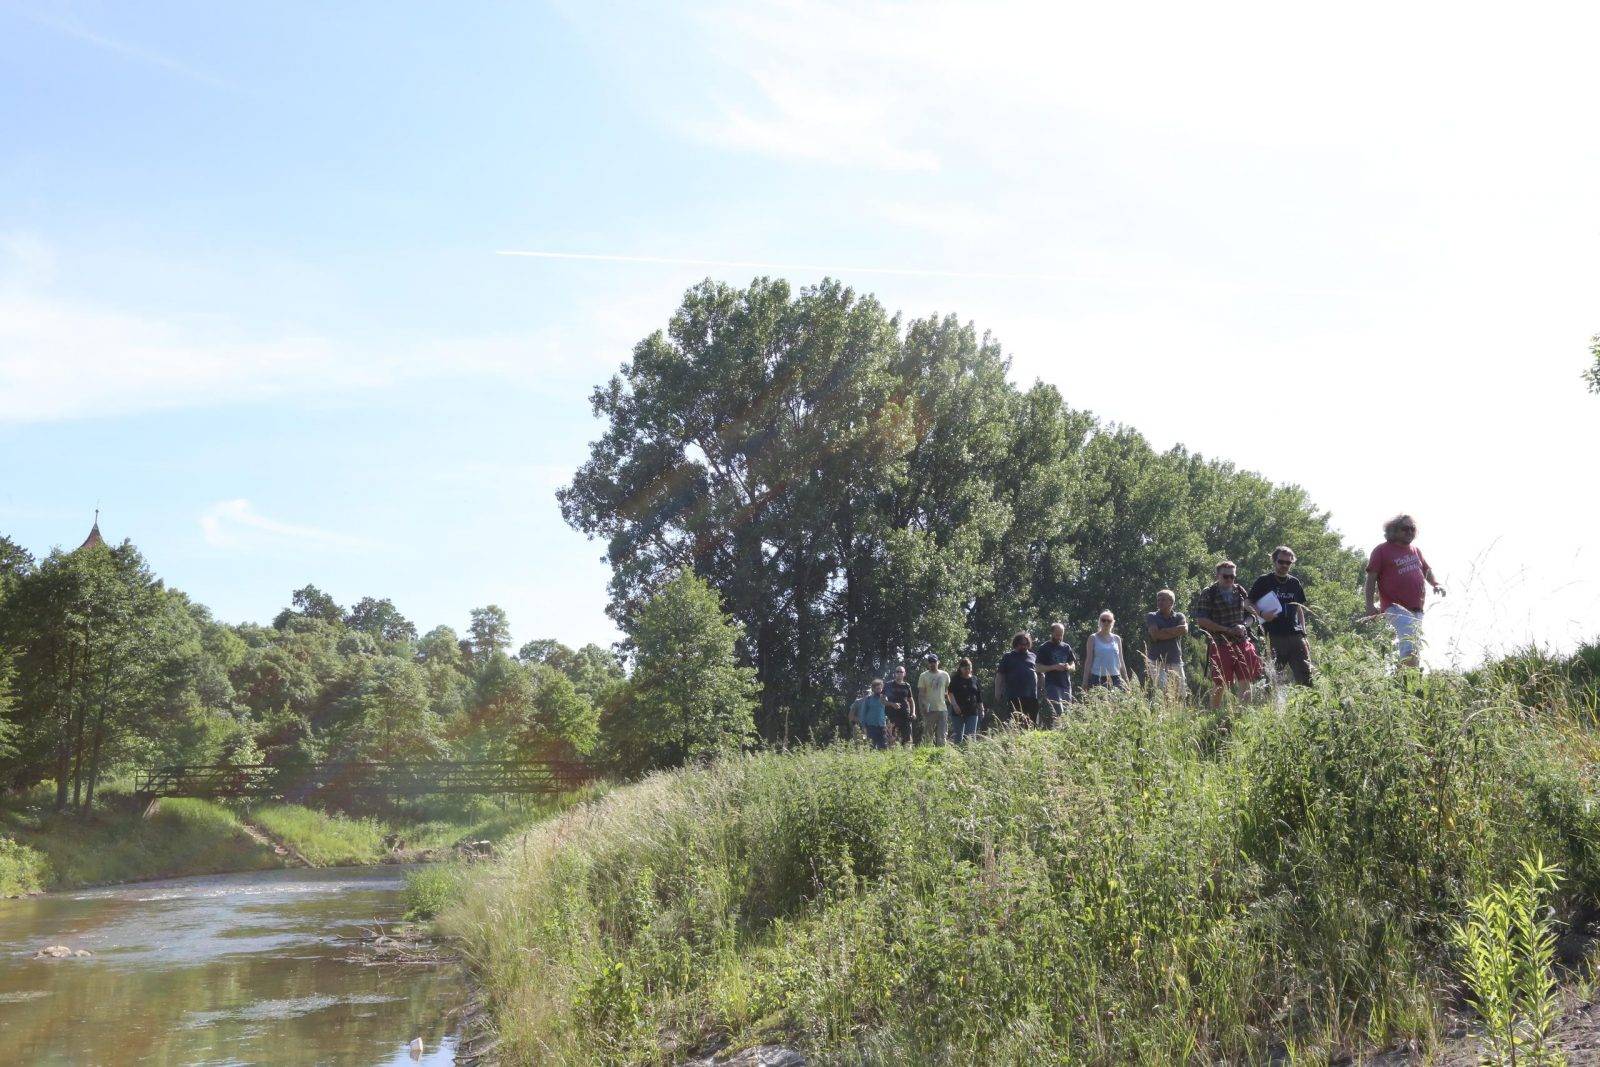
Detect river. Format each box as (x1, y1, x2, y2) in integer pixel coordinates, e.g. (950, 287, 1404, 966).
(0, 866, 466, 1066)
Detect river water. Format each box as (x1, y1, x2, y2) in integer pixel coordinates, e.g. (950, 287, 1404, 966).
(0, 866, 466, 1066)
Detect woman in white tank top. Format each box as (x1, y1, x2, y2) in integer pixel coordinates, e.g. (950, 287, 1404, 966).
(1082, 611, 1128, 691)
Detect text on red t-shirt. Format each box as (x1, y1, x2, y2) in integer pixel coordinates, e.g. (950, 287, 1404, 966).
(1366, 541, 1429, 612)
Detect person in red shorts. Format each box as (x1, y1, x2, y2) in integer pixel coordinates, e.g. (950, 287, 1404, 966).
(1193, 560, 1263, 708)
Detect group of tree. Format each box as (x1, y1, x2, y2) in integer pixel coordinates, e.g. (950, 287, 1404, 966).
(0, 535, 636, 811)
(2, 276, 1433, 800)
(562, 276, 1374, 740)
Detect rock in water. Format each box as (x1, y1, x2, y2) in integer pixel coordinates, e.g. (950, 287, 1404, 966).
(34, 945, 89, 959)
(409, 1036, 424, 1058)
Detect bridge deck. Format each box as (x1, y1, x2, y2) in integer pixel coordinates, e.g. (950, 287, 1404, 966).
(133, 760, 590, 800)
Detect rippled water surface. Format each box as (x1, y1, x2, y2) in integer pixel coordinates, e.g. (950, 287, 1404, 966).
(0, 866, 464, 1066)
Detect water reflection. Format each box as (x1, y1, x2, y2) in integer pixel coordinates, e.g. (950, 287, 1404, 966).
(0, 867, 462, 1066)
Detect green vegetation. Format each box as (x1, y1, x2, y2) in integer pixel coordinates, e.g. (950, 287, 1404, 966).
(561, 277, 1373, 742)
(404, 862, 468, 920)
(1452, 852, 1566, 1065)
(248, 803, 388, 866)
(2, 791, 277, 889)
(0, 782, 589, 895)
(601, 569, 759, 777)
(446, 652, 1600, 1064)
(0, 834, 48, 896)
(0, 531, 617, 817)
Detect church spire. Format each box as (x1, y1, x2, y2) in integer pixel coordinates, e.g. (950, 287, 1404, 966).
(78, 509, 105, 551)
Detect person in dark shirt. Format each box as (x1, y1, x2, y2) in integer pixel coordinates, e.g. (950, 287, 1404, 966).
(882, 664, 917, 746)
(1248, 546, 1313, 686)
(1034, 622, 1077, 728)
(949, 657, 985, 743)
(994, 631, 1039, 727)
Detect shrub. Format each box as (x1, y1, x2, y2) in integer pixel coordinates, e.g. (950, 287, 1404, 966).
(0, 835, 48, 896)
(446, 654, 1600, 1065)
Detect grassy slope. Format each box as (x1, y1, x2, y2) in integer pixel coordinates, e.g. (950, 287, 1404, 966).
(0, 786, 599, 896)
(1, 793, 281, 890)
(446, 650, 1600, 1065)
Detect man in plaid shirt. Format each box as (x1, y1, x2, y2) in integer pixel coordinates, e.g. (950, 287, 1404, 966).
(1193, 560, 1263, 708)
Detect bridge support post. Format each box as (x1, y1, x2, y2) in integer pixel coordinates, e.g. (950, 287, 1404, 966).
(141, 797, 162, 820)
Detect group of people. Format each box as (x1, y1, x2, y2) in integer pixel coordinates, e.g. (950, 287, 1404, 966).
(847, 514, 1445, 747)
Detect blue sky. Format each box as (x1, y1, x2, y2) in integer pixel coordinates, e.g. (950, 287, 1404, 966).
(3, 1, 1598, 664)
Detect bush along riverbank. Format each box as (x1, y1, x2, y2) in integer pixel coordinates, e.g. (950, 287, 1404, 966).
(444, 649, 1600, 1065)
(0, 789, 593, 895)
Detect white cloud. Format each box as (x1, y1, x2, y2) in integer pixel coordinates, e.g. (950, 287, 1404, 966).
(0, 290, 384, 423)
(0, 238, 659, 423)
(199, 499, 378, 552)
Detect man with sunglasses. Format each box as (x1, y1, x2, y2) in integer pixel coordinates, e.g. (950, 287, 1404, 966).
(1193, 560, 1263, 708)
(1365, 514, 1445, 669)
(1249, 546, 1313, 686)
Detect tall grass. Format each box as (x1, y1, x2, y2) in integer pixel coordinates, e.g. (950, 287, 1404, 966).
(1, 792, 279, 890)
(248, 803, 389, 866)
(444, 650, 1600, 1065)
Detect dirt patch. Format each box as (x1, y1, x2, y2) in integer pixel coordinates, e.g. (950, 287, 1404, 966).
(1360, 990, 1600, 1065)
(238, 818, 315, 868)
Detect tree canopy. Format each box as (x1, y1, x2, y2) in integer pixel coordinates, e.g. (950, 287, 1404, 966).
(0, 543, 615, 810)
(562, 277, 1369, 739)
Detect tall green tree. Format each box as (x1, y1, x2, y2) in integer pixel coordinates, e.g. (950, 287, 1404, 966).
(563, 277, 1368, 738)
(1586, 333, 1600, 394)
(605, 569, 757, 777)
(344, 596, 418, 643)
(273, 584, 345, 629)
(468, 606, 512, 664)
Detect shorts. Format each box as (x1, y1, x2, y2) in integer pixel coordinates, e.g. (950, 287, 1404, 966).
(1386, 604, 1424, 660)
(1085, 674, 1126, 690)
(863, 724, 888, 750)
(1207, 639, 1262, 686)
(1268, 632, 1313, 686)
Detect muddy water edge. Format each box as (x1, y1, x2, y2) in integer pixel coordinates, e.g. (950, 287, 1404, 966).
(0, 866, 467, 1066)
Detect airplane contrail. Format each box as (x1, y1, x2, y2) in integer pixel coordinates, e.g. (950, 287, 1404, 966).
(494, 249, 1105, 284)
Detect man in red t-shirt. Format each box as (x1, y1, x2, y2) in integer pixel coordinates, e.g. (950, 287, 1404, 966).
(1364, 513, 1445, 668)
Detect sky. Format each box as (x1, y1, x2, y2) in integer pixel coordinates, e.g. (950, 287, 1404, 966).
(2, 1, 1597, 667)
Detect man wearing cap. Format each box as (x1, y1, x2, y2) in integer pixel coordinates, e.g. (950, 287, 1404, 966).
(915, 654, 955, 745)
(1193, 560, 1264, 708)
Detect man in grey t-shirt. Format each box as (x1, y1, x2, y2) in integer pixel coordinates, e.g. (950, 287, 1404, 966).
(1145, 588, 1189, 699)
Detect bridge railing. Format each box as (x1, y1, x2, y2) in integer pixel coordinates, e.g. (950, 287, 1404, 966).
(132, 760, 591, 800)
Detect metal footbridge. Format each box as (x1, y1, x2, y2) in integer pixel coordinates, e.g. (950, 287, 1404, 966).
(132, 759, 590, 801)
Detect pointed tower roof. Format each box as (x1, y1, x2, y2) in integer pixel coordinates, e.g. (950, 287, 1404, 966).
(78, 510, 105, 551)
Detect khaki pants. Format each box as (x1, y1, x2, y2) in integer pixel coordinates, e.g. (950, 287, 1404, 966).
(921, 706, 949, 745)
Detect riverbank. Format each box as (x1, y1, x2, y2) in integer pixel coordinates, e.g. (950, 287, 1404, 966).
(1, 786, 598, 896)
(444, 651, 1600, 1064)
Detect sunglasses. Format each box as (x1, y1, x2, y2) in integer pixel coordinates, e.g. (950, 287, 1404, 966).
(1275, 558, 1294, 566)
(1219, 572, 1237, 580)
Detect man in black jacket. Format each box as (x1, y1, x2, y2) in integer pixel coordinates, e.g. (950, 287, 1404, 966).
(1248, 546, 1313, 685)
